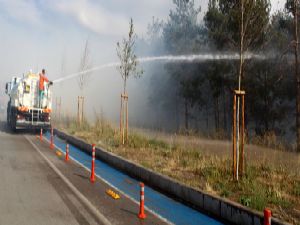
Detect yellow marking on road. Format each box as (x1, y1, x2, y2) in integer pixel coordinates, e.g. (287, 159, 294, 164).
(106, 189, 120, 200)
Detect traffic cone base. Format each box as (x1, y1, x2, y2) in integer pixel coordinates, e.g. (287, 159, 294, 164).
(90, 177, 95, 183)
(50, 128, 54, 149)
(50, 138, 54, 149)
(90, 170, 95, 183)
(65, 144, 69, 162)
(90, 144, 96, 183)
(138, 182, 146, 219)
(90, 161, 95, 183)
(138, 213, 146, 219)
(40, 128, 43, 141)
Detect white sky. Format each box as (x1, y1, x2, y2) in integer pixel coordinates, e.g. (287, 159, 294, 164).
(0, 0, 287, 120)
(0, 0, 286, 80)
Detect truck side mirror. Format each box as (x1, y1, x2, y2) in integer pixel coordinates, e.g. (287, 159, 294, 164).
(5, 83, 8, 94)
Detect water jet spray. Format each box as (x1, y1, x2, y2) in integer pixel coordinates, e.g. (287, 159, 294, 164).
(53, 52, 267, 84)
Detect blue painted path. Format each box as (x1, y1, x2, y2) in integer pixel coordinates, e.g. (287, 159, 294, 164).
(44, 132, 224, 225)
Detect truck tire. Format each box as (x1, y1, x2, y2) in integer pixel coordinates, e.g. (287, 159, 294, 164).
(6, 102, 10, 126)
(11, 116, 16, 132)
(6, 112, 9, 126)
(9, 108, 16, 132)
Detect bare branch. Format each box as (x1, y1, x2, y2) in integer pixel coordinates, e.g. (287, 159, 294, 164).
(77, 39, 92, 94)
(116, 18, 143, 93)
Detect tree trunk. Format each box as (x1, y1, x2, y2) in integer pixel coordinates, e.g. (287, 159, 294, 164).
(217, 96, 220, 131)
(214, 98, 217, 131)
(184, 98, 189, 131)
(235, 0, 245, 181)
(77, 96, 80, 125)
(175, 94, 180, 132)
(223, 87, 227, 132)
(264, 72, 269, 132)
(82, 96, 84, 124)
(206, 103, 209, 132)
(214, 97, 220, 131)
(294, 0, 300, 152)
(123, 77, 127, 95)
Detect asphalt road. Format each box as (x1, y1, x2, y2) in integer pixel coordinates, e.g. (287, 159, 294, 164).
(0, 125, 103, 225)
(0, 122, 166, 225)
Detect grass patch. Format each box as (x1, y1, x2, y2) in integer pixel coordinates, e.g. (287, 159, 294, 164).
(55, 118, 300, 224)
(293, 181, 300, 196)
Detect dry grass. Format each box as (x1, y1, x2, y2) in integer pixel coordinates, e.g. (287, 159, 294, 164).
(55, 117, 300, 224)
(250, 131, 290, 152)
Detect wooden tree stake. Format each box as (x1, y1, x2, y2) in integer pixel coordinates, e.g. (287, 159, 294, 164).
(120, 93, 128, 145)
(77, 96, 84, 126)
(232, 90, 245, 180)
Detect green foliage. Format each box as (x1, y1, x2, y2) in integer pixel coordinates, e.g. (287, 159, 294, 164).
(127, 133, 148, 148)
(146, 17, 164, 52)
(237, 179, 283, 211)
(138, 0, 300, 148)
(240, 196, 251, 207)
(202, 166, 221, 179)
(127, 133, 170, 149)
(61, 115, 298, 222)
(245, 60, 292, 134)
(148, 139, 169, 149)
(293, 181, 300, 196)
(205, 0, 271, 51)
(161, 0, 207, 130)
(116, 18, 143, 93)
(268, 11, 293, 51)
(163, 0, 202, 54)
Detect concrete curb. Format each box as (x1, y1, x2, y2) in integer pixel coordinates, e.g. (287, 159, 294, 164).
(54, 129, 291, 225)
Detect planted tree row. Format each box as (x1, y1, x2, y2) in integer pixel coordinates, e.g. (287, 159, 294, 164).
(140, 0, 299, 151)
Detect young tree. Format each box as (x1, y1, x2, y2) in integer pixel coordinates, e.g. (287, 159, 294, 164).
(117, 18, 143, 95)
(246, 11, 293, 137)
(116, 18, 143, 144)
(146, 17, 164, 52)
(286, 0, 300, 152)
(78, 39, 92, 94)
(205, 0, 270, 87)
(77, 39, 92, 125)
(205, 0, 270, 180)
(163, 0, 204, 131)
(246, 60, 290, 134)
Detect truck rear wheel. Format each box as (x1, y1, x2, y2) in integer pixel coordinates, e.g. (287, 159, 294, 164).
(9, 109, 16, 132)
(6, 102, 10, 126)
(11, 118, 16, 132)
(6, 113, 9, 126)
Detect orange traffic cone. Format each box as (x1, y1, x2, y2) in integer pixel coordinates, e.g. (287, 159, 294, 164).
(65, 144, 69, 162)
(138, 182, 146, 219)
(264, 208, 271, 225)
(40, 128, 43, 141)
(50, 127, 54, 149)
(90, 144, 96, 183)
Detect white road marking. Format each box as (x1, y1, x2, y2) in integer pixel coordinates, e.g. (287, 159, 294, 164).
(43, 135, 173, 225)
(25, 135, 112, 225)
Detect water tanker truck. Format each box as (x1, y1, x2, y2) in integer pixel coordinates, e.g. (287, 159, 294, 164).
(5, 72, 52, 131)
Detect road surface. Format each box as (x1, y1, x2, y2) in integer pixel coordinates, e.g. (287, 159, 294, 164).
(0, 122, 166, 225)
